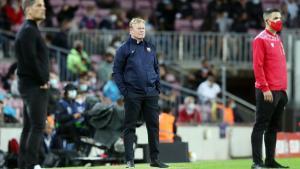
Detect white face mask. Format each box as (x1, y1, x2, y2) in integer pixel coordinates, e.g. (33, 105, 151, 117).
(76, 98, 85, 104)
(252, 0, 260, 4)
(110, 14, 117, 22)
(68, 90, 77, 99)
(80, 84, 88, 92)
(90, 78, 97, 85)
(186, 103, 195, 115)
(230, 102, 236, 109)
(50, 79, 59, 88)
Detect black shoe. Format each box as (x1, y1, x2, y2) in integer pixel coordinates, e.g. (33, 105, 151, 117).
(251, 163, 265, 169)
(265, 160, 289, 168)
(126, 161, 135, 168)
(150, 159, 169, 168)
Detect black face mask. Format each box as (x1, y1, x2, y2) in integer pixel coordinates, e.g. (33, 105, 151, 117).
(76, 46, 82, 53)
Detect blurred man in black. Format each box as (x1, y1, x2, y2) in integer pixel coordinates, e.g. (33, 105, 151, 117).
(113, 18, 168, 168)
(15, 0, 49, 169)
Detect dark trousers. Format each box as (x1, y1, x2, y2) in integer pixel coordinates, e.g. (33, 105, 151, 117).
(18, 85, 49, 169)
(124, 94, 159, 162)
(251, 89, 288, 164)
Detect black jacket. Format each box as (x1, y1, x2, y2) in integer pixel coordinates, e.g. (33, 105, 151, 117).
(113, 37, 160, 96)
(15, 20, 49, 86)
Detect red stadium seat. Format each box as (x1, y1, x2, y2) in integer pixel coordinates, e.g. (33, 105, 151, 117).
(118, 0, 133, 10)
(175, 19, 193, 31)
(135, 0, 152, 10)
(75, 8, 87, 17)
(80, 0, 96, 8)
(96, 9, 110, 18)
(192, 19, 204, 30)
(49, 0, 64, 7)
(65, 0, 80, 7)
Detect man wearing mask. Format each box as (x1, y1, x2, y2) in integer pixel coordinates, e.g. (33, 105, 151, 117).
(67, 40, 90, 78)
(251, 8, 288, 169)
(196, 73, 221, 104)
(113, 18, 168, 168)
(15, 0, 48, 169)
(47, 73, 61, 116)
(55, 83, 84, 149)
(97, 52, 114, 86)
(178, 96, 201, 124)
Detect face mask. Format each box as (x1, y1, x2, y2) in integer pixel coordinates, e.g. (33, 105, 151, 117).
(90, 78, 97, 85)
(80, 84, 88, 92)
(186, 103, 195, 115)
(76, 98, 85, 104)
(76, 46, 82, 53)
(269, 20, 283, 32)
(110, 15, 117, 22)
(50, 79, 59, 88)
(230, 103, 236, 109)
(252, 0, 260, 4)
(68, 90, 77, 99)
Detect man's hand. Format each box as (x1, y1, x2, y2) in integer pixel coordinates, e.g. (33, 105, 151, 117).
(263, 90, 273, 103)
(40, 83, 49, 89)
(73, 113, 81, 119)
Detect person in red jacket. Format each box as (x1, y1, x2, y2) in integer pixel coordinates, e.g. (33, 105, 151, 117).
(2, 0, 23, 27)
(251, 8, 289, 169)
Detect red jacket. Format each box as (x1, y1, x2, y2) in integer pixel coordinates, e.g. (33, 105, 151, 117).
(252, 29, 287, 92)
(178, 105, 201, 124)
(2, 4, 23, 25)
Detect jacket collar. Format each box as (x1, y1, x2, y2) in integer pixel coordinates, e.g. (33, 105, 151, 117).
(26, 19, 38, 28)
(129, 36, 144, 45)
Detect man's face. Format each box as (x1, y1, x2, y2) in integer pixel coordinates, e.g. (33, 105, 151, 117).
(106, 55, 114, 63)
(266, 12, 282, 26)
(208, 76, 215, 86)
(130, 22, 145, 40)
(27, 0, 46, 21)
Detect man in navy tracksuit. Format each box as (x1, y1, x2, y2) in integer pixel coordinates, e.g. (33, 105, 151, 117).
(113, 18, 168, 168)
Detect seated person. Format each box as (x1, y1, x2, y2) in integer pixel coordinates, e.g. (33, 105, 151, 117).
(55, 83, 87, 149)
(178, 96, 201, 124)
(39, 119, 62, 167)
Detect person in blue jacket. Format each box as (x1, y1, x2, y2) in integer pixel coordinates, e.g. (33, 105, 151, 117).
(113, 18, 168, 168)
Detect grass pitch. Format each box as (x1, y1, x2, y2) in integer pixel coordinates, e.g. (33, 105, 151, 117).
(51, 158, 300, 169)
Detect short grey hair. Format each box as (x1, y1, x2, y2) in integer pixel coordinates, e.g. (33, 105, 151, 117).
(22, 0, 35, 13)
(129, 18, 145, 28)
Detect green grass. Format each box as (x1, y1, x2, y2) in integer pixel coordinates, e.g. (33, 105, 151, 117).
(51, 158, 300, 169)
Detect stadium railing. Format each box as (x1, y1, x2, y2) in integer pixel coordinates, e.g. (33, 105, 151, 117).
(67, 30, 255, 69)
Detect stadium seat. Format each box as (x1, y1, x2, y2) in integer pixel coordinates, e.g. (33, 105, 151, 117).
(135, 0, 152, 10)
(65, 0, 80, 7)
(175, 19, 193, 31)
(75, 8, 87, 17)
(49, 0, 64, 7)
(52, 6, 62, 14)
(96, 9, 110, 18)
(118, 0, 133, 10)
(192, 19, 204, 30)
(80, 0, 96, 8)
(0, 63, 11, 76)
